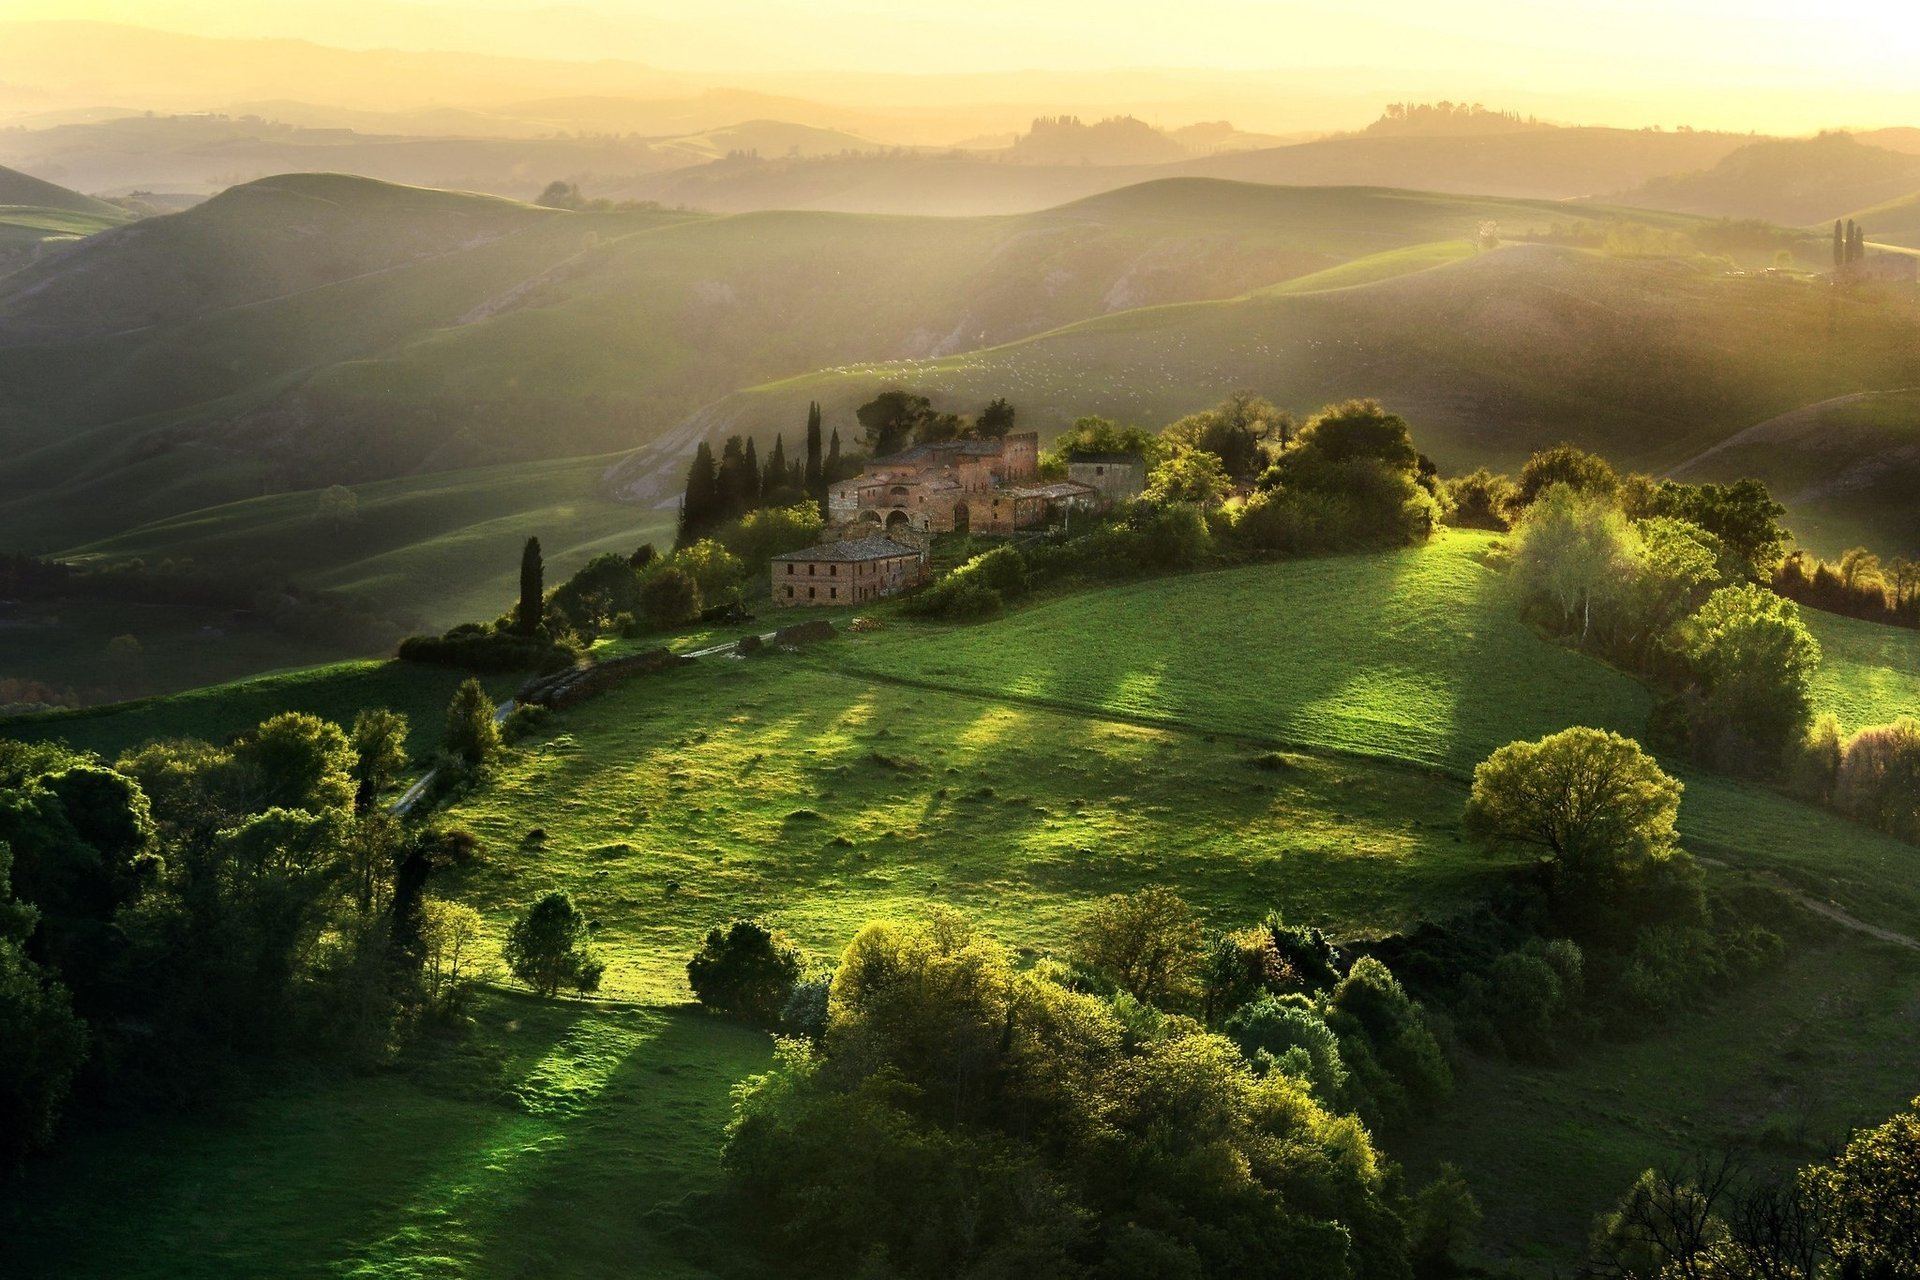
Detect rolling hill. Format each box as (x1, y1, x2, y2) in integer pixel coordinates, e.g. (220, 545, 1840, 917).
(620, 240, 1920, 552)
(0, 177, 1675, 555)
(1616, 132, 1920, 225)
(1842, 190, 1920, 249)
(611, 126, 1755, 215)
(8, 533, 1918, 1276)
(0, 163, 129, 273)
(1672, 389, 1920, 554)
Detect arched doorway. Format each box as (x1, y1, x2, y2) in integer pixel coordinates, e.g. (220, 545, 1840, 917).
(885, 509, 913, 534)
(952, 502, 970, 535)
(853, 510, 883, 530)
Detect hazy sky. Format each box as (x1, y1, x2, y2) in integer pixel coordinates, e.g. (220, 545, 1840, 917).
(8, 0, 1919, 131)
(14, 0, 1916, 77)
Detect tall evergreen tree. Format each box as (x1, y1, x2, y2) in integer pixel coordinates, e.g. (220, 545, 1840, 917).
(803, 402, 824, 499)
(765, 433, 788, 497)
(1834, 219, 1846, 270)
(517, 536, 543, 635)
(825, 428, 842, 485)
(680, 441, 719, 547)
(743, 437, 761, 505)
(717, 435, 754, 519)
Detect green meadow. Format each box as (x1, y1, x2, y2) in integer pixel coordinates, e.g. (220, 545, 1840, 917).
(8, 535, 1920, 1276)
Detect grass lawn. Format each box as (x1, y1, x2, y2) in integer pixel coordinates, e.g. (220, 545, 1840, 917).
(827, 532, 1652, 775)
(1402, 939, 1920, 1270)
(0, 991, 774, 1280)
(1804, 606, 1920, 732)
(438, 656, 1520, 1002)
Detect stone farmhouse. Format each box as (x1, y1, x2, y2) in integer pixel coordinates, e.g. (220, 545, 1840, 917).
(1067, 450, 1147, 503)
(771, 534, 927, 608)
(827, 431, 1100, 537)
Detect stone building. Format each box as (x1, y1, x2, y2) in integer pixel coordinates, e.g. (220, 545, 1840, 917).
(771, 534, 926, 607)
(1067, 450, 1147, 503)
(827, 431, 1098, 536)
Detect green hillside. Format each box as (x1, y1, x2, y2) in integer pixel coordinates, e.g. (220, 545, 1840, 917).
(2, 177, 1609, 555)
(658, 241, 1920, 506)
(617, 127, 1753, 215)
(1616, 132, 1920, 225)
(0, 162, 122, 218)
(1844, 190, 1920, 249)
(9, 532, 1920, 1275)
(1672, 389, 1920, 556)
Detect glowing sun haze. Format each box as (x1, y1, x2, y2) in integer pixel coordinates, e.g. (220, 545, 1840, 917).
(7, 0, 1919, 133)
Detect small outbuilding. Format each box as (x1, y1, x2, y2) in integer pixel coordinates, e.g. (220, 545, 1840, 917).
(771, 535, 927, 607)
(1067, 450, 1147, 503)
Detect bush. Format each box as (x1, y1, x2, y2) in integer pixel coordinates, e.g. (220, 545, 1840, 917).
(1443, 469, 1517, 531)
(1835, 717, 1920, 842)
(1680, 584, 1821, 766)
(444, 678, 502, 770)
(1223, 994, 1348, 1102)
(501, 702, 552, 744)
(398, 629, 571, 673)
(1324, 956, 1451, 1130)
(503, 891, 604, 998)
(687, 920, 805, 1023)
(637, 566, 702, 631)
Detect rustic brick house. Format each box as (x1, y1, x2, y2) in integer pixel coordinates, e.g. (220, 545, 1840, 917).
(1067, 450, 1147, 503)
(771, 535, 927, 607)
(827, 431, 1098, 536)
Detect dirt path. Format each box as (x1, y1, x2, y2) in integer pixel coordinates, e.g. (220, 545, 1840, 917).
(1696, 855, 1920, 950)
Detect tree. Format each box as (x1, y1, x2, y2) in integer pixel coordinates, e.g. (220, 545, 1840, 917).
(1444, 468, 1518, 531)
(763, 432, 789, 499)
(803, 401, 824, 502)
(1680, 585, 1821, 759)
(1161, 391, 1291, 481)
(1514, 443, 1620, 509)
(679, 441, 720, 547)
(857, 390, 938, 456)
(722, 503, 825, 578)
(1072, 886, 1203, 1006)
(348, 708, 409, 815)
(1464, 727, 1696, 929)
(636, 565, 701, 630)
(977, 397, 1016, 438)
(1047, 414, 1166, 467)
(517, 536, 544, 636)
(1144, 445, 1233, 505)
(536, 180, 583, 209)
(717, 436, 757, 518)
(0, 840, 88, 1171)
(1637, 479, 1790, 582)
(443, 679, 501, 770)
(420, 897, 488, 1017)
(1588, 1157, 1740, 1280)
(687, 919, 804, 1022)
(503, 891, 604, 997)
(825, 428, 842, 484)
(666, 539, 744, 605)
(1802, 1096, 1920, 1274)
(1834, 219, 1845, 271)
(1411, 1164, 1483, 1279)
(1508, 484, 1641, 638)
(860, 393, 940, 458)
(230, 712, 357, 815)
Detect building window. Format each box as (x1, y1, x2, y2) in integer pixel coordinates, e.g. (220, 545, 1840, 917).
(830, 587, 837, 599)
(830, 564, 837, 576)
(809, 587, 816, 599)
(808, 564, 816, 575)
(1096, 466, 1105, 476)
(786, 564, 794, 574)
(785, 586, 793, 598)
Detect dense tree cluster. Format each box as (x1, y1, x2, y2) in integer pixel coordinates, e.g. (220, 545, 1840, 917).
(1588, 1097, 1920, 1279)
(720, 901, 1466, 1279)
(1775, 547, 1920, 630)
(0, 709, 492, 1169)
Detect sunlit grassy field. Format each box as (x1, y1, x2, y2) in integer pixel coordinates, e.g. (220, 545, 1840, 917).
(1805, 606, 1920, 732)
(0, 993, 773, 1280)
(9, 535, 1920, 1277)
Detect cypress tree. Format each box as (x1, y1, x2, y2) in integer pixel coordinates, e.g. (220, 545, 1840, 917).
(680, 441, 719, 547)
(825, 428, 842, 484)
(743, 437, 761, 506)
(766, 433, 788, 498)
(1834, 219, 1845, 269)
(803, 401, 824, 499)
(716, 436, 753, 519)
(517, 536, 543, 636)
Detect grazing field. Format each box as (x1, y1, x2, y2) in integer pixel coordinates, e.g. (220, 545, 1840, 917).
(438, 656, 1520, 1002)
(0, 993, 773, 1280)
(1805, 606, 1920, 731)
(830, 533, 1651, 774)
